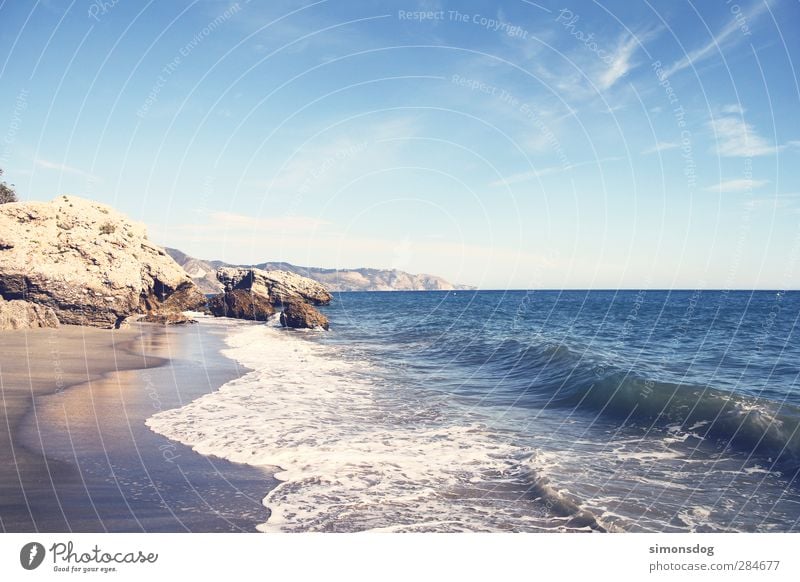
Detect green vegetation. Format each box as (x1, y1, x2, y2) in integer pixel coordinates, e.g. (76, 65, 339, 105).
(0, 168, 18, 204)
(99, 222, 117, 235)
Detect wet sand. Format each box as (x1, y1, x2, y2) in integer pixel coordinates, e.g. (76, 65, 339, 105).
(0, 320, 276, 532)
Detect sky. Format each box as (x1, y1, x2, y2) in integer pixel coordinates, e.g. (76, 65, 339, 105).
(1, 0, 799, 289)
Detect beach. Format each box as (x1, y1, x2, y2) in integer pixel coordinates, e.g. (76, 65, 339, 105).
(0, 320, 275, 532)
(149, 291, 800, 533)
(3, 292, 800, 533)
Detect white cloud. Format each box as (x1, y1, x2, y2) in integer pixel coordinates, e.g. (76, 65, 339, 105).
(488, 157, 624, 187)
(599, 34, 641, 90)
(153, 214, 557, 288)
(202, 211, 330, 232)
(35, 158, 98, 180)
(743, 193, 800, 211)
(641, 141, 679, 154)
(705, 178, 769, 192)
(707, 113, 776, 157)
(489, 166, 561, 187)
(721, 104, 745, 115)
(257, 117, 419, 195)
(662, 1, 769, 78)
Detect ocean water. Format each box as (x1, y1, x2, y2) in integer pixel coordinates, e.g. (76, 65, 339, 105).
(147, 290, 800, 532)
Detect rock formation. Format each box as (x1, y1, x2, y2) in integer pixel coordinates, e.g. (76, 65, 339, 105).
(0, 297, 59, 330)
(279, 301, 329, 330)
(216, 267, 332, 306)
(0, 196, 206, 328)
(207, 288, 275, 321)
(138, 312, 197, 325)
(209, 267, 331, 329)
(165, 247, 475, 293)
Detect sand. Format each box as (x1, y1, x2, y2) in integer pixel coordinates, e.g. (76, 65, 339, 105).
(0, 321, 275, 532)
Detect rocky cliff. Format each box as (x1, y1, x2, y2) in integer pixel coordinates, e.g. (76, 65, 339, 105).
(165, 248, 474, 294)
(0, 196, 206, 328)
(216, 267, 332, 305)
(209, 267, 331, 330)
(0, 297, 60, 330)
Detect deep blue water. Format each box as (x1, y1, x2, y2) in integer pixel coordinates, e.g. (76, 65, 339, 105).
(312, 290, 800, 531)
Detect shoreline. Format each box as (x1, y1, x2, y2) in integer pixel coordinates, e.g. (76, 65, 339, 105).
(1, 324, 162, 531)
(1, 320, 275, 532)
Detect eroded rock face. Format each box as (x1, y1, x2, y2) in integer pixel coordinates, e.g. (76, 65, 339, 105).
(207, 289, 276, 321)
(139, 312, 198, 325)
(212, 267, 332, 329)
(0, 195, 206, 328)
(0, 297, 59, 330)
(279, 301, 329, 330)
(217, 267, 332, 306)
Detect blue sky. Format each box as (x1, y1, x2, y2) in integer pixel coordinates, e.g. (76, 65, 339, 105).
(1, 0, 799, 289)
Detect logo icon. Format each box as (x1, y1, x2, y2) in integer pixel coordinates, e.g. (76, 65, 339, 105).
(20, 542, 46, 570)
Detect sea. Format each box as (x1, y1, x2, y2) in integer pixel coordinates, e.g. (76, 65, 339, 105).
(146, 290, 800, 533)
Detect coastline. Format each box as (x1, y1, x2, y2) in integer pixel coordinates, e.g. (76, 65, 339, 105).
(1, 320, 275, 532)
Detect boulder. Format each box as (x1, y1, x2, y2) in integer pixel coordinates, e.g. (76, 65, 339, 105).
(217, 267, 332, 306)
(0, 297, 59, 330)
(208, 289, 276, 321)
(0, 196, 206, 328)
(279, 301, 329, 330)
(139, 312, 197, 325)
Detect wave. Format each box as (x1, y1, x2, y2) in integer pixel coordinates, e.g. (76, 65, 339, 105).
(454, 337, 800, 472)
(557, 373, 800, 472)
(144, 315, 800, 532)
(146, 322, 597, 532)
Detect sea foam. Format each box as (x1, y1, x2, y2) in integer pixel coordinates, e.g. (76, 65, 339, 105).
(146, 322, 569, 532)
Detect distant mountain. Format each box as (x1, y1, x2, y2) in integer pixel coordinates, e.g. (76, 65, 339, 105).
(164, 248, 475, 294)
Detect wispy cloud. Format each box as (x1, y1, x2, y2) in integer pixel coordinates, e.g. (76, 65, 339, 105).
(489, 157, 624, 187)
(489, 166, 563, 187)
(707, 111, 777, 157)
(662, 1, 769, 78)
(721, 104, 745, 115)
(35, 158, 98, 180)
(742, 193, 800, 212)
(705, 178, 769, 193)
(642, 141, 679, 155)
(599, 35, 639, 90)
(599, 28, 661, 90)
(202, 211, 330, 232)
(152, 209, 558, 287)
(149, 210, 332, 260)
(256, 117, 419, 195)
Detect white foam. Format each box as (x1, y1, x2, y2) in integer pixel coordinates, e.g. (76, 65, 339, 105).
(146, 324, 556, 532)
